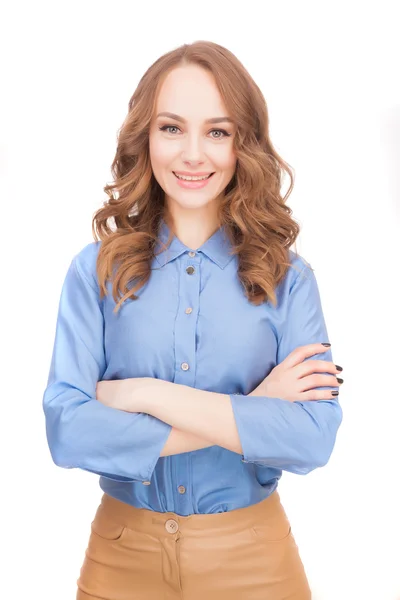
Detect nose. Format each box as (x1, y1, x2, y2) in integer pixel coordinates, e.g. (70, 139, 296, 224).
(181, 132, 205, 164)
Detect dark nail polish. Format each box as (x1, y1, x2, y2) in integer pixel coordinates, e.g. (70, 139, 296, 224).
(336, 377, 344, 384)
(331, 391, 339, 396)
(321, 343, 331, 347)
(335, 365, 343, 371)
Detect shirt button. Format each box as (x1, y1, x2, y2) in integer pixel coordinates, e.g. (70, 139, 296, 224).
(142, 480, 151, 485)
(185, 307, 193, 314)
(186, 266, 195, 275)
(165, 519, 179, 534)
(181, 362, 189, 371)
(178, 485, 186, 494)
(188, 251, 196, 257)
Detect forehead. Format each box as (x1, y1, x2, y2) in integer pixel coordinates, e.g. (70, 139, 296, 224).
(155, 66, 230, 120)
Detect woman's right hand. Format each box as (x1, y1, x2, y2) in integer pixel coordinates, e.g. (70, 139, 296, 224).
(247, 343, 343, 402)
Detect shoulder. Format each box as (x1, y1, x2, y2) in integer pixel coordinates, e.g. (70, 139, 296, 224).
(287, 249, 313, 284)
(74, 240, 102, 266)
(72, 241, 102, 288)
(272, 250, 317, 304)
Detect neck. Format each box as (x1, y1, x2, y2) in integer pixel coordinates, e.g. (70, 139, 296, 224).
(164, 203, 221, 250)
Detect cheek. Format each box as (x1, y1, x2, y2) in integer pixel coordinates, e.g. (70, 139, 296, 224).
(149, 135, 173, 167)
(211, 145, 236, 171)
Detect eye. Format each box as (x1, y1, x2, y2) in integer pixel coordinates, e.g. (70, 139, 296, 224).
(159, 125, 180, 135)
(210, 129, 230, 139)
(158, 125, 231, 140)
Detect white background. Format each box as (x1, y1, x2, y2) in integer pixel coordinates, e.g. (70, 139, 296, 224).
(1, 1, 399, 598)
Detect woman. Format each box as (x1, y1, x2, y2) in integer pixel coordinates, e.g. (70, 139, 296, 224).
(42, 40, 343, 599)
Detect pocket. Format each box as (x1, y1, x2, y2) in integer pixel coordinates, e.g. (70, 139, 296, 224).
(250, 513, 292, 543)
(90, 510, 126, 542)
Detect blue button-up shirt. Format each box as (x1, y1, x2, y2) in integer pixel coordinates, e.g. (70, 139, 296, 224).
(42, 220, 343, 515)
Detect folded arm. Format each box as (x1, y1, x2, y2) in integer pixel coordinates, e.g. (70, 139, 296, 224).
(160, 427, 215, 456)
(42, 249, 174, 482)
(140, 382, 243, 454)
(140, 261, 343, 474)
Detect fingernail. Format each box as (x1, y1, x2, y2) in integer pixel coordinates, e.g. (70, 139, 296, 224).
(335, 365, 343, 371)
(331, 391, 339, 396)
(336, 377, 344, 384)
(321, 342, 331, 347)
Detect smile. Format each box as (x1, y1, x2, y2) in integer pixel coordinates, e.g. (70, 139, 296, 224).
(172, 172, 215, 189)
(173, 172, 214, 181)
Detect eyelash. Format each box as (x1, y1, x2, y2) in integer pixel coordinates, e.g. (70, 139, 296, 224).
(158, 125, 231, 140)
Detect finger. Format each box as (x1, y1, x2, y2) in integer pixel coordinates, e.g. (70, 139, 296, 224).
(297, 373, 342, 392)
(284, 343, 332, 369)
(296, 359, 341, 379)
(297, 388, 340, 402)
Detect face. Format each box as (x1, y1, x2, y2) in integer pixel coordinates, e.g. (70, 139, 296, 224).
(149, 64, 237, 218)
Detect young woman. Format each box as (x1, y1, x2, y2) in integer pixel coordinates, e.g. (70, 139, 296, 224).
(43, 40, 343, 600)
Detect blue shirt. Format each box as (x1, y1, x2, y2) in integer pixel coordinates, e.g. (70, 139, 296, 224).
(42, 220, 343, 515)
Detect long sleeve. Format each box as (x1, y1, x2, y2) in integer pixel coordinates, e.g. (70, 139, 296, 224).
(42, 250, 172, 483)
(230, 261, 343, 475)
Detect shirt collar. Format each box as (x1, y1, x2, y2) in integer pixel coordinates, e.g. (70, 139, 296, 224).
(154, 219, 235, 270)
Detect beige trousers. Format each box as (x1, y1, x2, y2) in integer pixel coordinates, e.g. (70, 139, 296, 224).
(76, 489, 311, 599)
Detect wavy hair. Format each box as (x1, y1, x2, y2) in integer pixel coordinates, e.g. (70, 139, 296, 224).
(92, 40, 306, 314)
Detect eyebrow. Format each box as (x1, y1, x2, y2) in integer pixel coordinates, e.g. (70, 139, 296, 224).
(156, 112, 234, 125)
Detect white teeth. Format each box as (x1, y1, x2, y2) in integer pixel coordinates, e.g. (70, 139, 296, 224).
(174, 173, 212, 181)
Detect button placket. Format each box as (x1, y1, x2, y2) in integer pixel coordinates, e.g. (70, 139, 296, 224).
(174, 254, 200, 387)
(179, 257, 198, 374)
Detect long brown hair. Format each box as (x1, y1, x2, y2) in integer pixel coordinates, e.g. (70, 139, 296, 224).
(92, 40, 306, 314)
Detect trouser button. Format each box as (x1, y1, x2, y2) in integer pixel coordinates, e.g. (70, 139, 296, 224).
(165, 519, 179, 533)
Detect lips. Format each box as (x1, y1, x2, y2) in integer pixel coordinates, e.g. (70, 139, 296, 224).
(173, 172, 215, 179)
